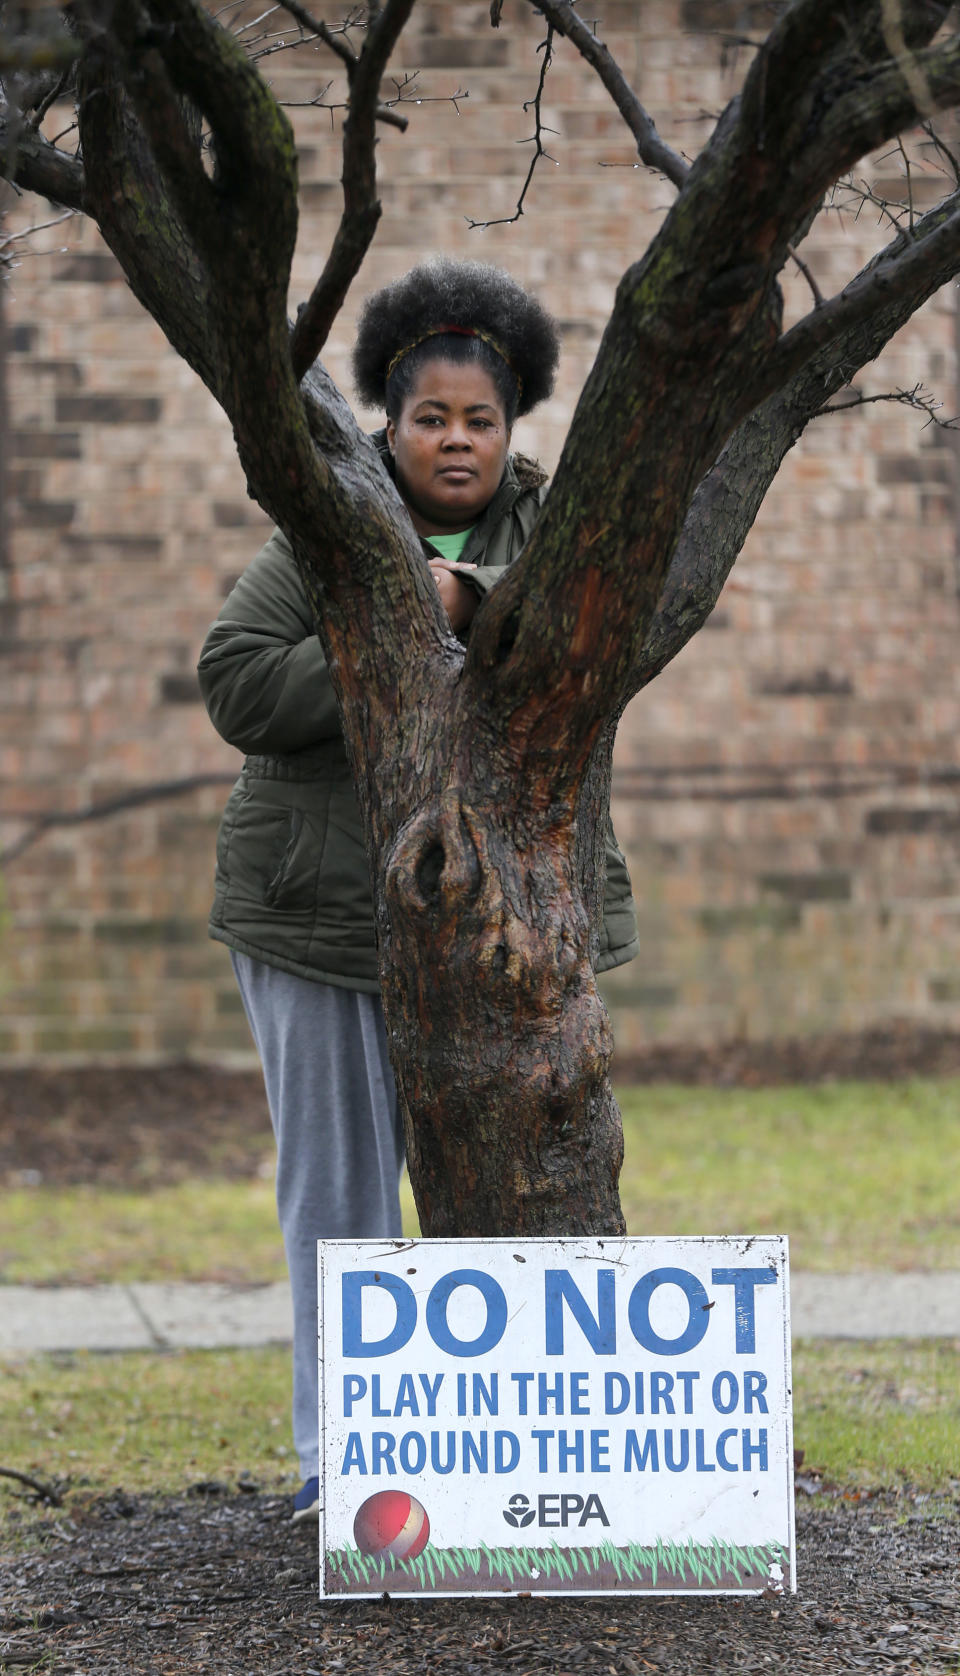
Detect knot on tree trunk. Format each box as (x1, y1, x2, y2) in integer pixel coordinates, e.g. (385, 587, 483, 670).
(385, 796, 483, 918)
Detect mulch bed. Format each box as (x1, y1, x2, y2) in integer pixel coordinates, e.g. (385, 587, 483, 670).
(0, 1064, 273, 1189)
(1, 1483, 957, 1675)
(613, 1023, 960, 1089)
(5, 1022, 960, 1190)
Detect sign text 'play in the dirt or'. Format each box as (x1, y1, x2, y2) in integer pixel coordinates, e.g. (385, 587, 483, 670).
(318, 1236, 795, 1598)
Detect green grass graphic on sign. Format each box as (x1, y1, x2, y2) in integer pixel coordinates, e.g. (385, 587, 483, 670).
(324, 1535, 789, 1594)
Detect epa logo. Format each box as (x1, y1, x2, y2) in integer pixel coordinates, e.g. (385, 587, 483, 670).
(503, 1491, 609, 1529)
(502, 1493, 536, 1528)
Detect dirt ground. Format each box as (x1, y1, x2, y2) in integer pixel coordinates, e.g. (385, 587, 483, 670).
(5, 1022, 960, 1190)
(2, 1045, 959, 1672)
(1, 1482, 958, 1675)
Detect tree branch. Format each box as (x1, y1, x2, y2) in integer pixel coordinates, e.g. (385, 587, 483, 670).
(786, 239, 824, 307)
(132, 0, 299, 224)
(0, 775, 237, 867)
(731, 3, 958, 242)
(288, 0, 416, 378)
(634, 184, 960, 693)
(0, 102, 86, 207)
(74, 0, 303, 410)
(277, 0, 358, 69)
(919, 116, 960, 186)
(93, 0, 216, 261)
(760, 191, 960, 401)
(817, 380, 957, 425)
(531, 0, 689, 188)
(76, 21, 219, 392)
(17, 0, 960, 893)
(294, 361, 458, 683)
(0, 1466, 63, 1507)
(467, 22, 559, 231)
(26, 64, 75, 130)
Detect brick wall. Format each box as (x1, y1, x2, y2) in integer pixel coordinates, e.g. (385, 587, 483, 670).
(2, 2, 959, 1062)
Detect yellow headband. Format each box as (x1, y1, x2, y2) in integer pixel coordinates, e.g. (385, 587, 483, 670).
(385, 324, 522, 401)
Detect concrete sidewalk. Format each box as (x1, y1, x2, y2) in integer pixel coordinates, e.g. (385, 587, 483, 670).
(1, 1273, 958, 1356)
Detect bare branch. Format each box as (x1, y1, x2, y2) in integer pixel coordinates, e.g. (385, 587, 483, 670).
(466, 22, 558, 230)
(136, 0, 298, 217)
(0, 1466, 63, 1507)
(896, 134, 916, 232)
(288, 0, 416, 380)
(0, 207, 77, 264)
(384, 72, 466, 118)
(460, 9, 960, 792)
(0, 103, 86, 207)
(278, 88, 409, 128)
(532, 0, 689, 188)
(0, 5, 81, 216)
(277, 66, 460, 127)
(68, 0, 438, 721)
(26, 65, 73, 130)
(786, 240, 824, 307)
(817, 381, 958, 427)
(0, 775, 237, 867)
(762, 196, 960, 402)
(74, 0, 302, 409)
(277, 0, 358, 67)
(723, 3, 958, 269)
(834, 171, 912, 237)
(919, 118, 960, 185)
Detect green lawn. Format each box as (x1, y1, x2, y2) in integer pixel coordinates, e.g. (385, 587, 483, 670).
(0, 1339, 956, 1530)
(0, 1346, 298, 1507)
(2, 1076, 957, 1283)
(793, 1340, 960, 1490)
(616, 1077, 960, 1271)
(0, 1177, 286, 1286)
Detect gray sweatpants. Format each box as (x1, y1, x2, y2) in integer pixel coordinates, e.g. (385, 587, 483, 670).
(231, 952, 405, 1479)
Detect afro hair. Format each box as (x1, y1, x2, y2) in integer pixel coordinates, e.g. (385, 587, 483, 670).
(351, 257, 560, 421)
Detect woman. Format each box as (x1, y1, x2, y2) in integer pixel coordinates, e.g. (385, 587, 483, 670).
(197, 259, 639, 1522)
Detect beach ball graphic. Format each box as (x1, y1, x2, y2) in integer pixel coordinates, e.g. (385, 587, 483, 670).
(353, 1490, 430, 1559)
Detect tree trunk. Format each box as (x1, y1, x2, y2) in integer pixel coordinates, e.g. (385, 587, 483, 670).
(377, 730, 626, 1237)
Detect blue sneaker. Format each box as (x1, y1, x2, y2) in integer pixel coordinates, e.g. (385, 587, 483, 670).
(292, 1475, 320, 1523)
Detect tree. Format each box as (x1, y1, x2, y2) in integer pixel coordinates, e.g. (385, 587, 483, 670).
(3, 0, 960, 1237)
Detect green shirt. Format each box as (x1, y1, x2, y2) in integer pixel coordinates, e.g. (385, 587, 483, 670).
(426, 528, 474, 562)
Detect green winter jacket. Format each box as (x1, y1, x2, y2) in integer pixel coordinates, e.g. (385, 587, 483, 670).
(198, 442, 639, 991)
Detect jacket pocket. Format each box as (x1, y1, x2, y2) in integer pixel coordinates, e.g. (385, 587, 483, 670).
(264, 809, 307, 907)
(219, 790, 325, 915)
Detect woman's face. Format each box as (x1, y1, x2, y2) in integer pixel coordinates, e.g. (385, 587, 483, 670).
(386, 357, 511, 536)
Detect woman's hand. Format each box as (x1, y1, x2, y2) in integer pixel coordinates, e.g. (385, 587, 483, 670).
(428, 559, 480, 633)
